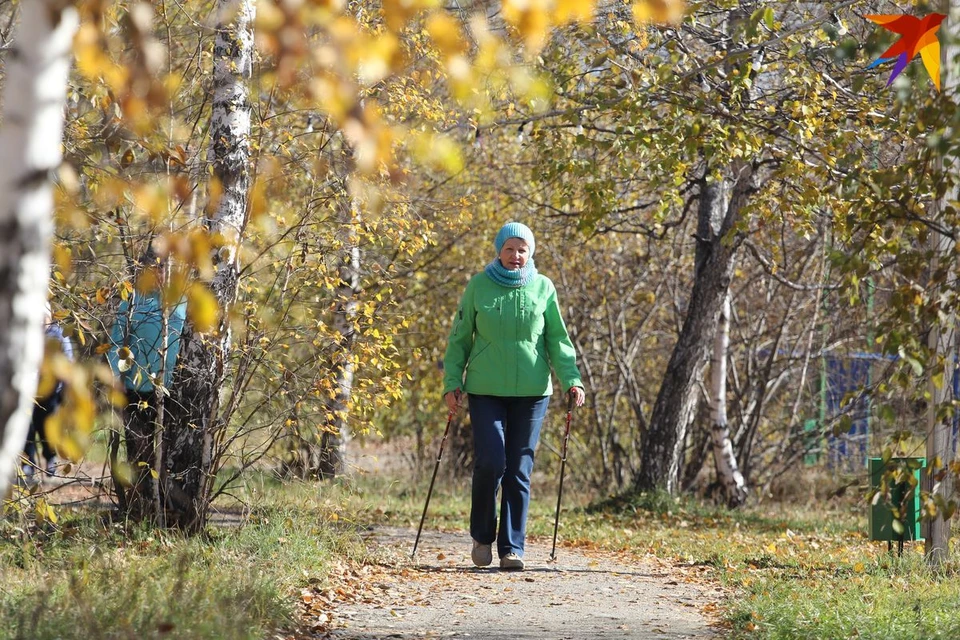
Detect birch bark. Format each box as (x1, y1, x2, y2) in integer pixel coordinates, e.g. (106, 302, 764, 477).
(0, 0, 78, 497)
(635, 165, 752, 494)
(924, 0, 959, 565)
(319, 204, 360, 479)
(710, 293, 747, 506)
(163, 0, 254, 530)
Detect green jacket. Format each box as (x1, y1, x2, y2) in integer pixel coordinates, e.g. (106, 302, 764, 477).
(443, 272, 583, 397)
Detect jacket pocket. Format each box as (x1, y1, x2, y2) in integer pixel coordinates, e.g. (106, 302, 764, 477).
(476, 300, 502, 339)
(466, 342, 491, 373)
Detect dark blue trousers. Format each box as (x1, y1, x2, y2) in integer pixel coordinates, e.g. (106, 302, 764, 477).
(468, 394, 550, 558)
(23, 393, 62, 466)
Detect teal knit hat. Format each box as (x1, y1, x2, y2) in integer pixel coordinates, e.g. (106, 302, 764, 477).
(494, 222, 536, 257)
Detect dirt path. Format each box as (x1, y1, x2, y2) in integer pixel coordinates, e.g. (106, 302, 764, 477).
(303, 526, 724, 640)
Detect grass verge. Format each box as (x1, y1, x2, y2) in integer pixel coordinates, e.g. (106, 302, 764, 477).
(0, 473, 368, 640)
(6, 465, 960, 640)
(345, 471, 960, 640)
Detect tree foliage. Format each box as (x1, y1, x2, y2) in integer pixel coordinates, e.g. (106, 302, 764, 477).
(2, 0, 958, 541)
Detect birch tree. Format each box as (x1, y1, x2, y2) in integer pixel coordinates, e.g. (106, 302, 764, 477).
(163, 0, 255, 530)
(924, 0, 960, 566)
(318, 197, 360, 479)
(709, 293, 747, 506)
(635, 167, 755, 493)
(0, 0, 78, 497)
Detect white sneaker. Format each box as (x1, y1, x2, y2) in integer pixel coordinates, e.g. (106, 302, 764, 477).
(20, 463, 37, 487)
(499, 552, 524, 571)
(471, 539, 492, 567)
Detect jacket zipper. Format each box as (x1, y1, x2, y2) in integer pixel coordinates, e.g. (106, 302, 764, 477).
(516, 292, 522, 390)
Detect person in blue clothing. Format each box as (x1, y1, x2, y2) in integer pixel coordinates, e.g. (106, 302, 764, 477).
(22, 304, 74, 482)
(107, 247, 186, 516)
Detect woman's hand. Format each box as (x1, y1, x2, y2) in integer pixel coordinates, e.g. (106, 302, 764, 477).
(568, 386, 585, 408)
(444, 390, 462, 413)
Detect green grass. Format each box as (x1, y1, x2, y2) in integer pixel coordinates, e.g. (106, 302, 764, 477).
(7, 465, 960, 640)
(572, 493, 960, 639)
(0, 473, 370, 640)
(347, 471, 960, 640)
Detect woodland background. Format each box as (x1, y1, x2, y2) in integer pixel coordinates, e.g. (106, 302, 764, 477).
(1, 0, 960, 634)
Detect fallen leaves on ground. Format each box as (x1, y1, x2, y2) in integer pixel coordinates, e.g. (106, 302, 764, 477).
(279, 531, 726, 638)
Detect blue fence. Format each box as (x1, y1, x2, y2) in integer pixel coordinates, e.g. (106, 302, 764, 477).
(812, 351, 960, 470)
(823, 354, 873, 472)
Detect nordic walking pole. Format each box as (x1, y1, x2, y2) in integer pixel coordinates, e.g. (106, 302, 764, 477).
(549, 392, 575, 562)
(412, 390, 459, 559)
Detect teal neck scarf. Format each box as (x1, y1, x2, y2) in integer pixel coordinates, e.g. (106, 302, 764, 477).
(484, 258, 538, 288)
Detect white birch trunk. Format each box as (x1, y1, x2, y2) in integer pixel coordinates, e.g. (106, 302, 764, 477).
(0, 0, 78, 497)
(319, 204, 360, 478)
(163, 0, 254, 530)
(924, 0, 960, 565)
(709, 293, 747, 507)
(637, 165, 751, 494)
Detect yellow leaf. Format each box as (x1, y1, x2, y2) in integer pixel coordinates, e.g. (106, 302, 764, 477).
(36, 357, 57, 399)
(425, 13, 465, 56)
(381, 0, 439, 32)
(110, 388, 128, 407)
(134, 184, 166, 223)
(503, 0, 550, 54)
(255, 0, 285, 30)
(136, 267, 160, 294)
(409, 131, 463, 174)
(633, 0, 685, 25)
(187, 284, 220, 334)
(53, 245, 73, 279)
(206, 176, 223, 215)
(163, 269, 190, 308)
(35, 499, 58, 524)
(357, 32, 402, 85)
(112, 461, 133, 488)
(555, 0, 595, 23)
(249, 179, 268, 223)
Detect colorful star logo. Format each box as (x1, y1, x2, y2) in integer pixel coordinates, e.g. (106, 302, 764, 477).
(866, 13, 946, 91)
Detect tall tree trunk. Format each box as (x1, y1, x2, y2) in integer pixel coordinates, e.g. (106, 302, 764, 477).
(925, 0, 959, 565)
(0, 0, 78, 497)
(709, 293, 747, 506)
(318, 206, 360, 479)
(164, 0, 254, 531)
(635, 165, 752, 494)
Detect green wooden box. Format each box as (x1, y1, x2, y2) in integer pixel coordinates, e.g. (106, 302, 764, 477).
(868, 457, 925, 542)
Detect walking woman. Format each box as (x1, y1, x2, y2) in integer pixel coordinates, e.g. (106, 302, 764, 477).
(443, 221, 585, 571)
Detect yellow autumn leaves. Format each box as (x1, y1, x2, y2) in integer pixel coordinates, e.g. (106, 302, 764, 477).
(253, 0, 684, 175)
(502, 0, 685, 54)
